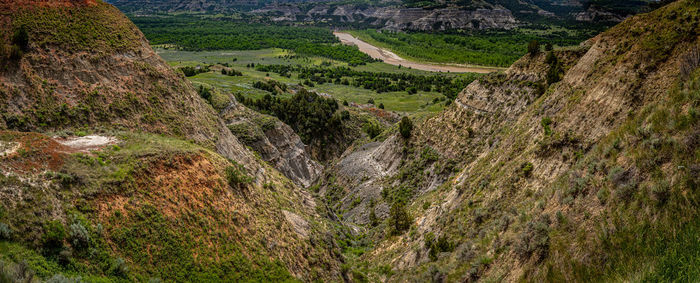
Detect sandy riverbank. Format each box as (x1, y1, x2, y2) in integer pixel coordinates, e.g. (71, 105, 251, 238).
(334, 32, 503, 74)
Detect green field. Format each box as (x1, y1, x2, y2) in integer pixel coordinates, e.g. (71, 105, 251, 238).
(157, 48, 476, 113)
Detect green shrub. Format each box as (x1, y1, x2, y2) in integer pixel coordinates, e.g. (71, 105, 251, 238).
(0, 260, 35, 283)
(225, 163, 252, 188)
(340, 110, 350, 120)
(545, 52, 563, 85)
(541, 117, 553, 136)
(424, 232, 454, 261)
(514, 215, 550, 262)
(521, 162, 534, 177)
(12, 26, 29, 52)
(424, 232, 435, 249)
(389, 202, 411, 235)
(545, 42, 553, 51)
(0, 223, 11, 240)
(68, 223, 90, 250)
(362, 120, 383, 139)
(399, 117, 413, 139)
(43, 221, 66, 250)
(596, 187, 609, 204)
(369, 206, 379, 227)
(528, 40, 540, 55)
(108, 258, 129, 278)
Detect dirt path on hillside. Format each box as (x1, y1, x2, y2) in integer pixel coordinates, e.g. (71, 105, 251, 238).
(334, 32, 503, 74)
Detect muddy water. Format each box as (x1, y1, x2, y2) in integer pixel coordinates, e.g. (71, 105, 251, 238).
(334, 32, 503, 74)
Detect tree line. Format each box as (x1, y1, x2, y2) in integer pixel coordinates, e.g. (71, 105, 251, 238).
(235, 89, 345, 144)
(255, 64, 481, 99)
(130, 15, 375, 65)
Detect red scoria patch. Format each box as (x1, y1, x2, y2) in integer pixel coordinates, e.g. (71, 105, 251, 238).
(0, 131, 69, 174)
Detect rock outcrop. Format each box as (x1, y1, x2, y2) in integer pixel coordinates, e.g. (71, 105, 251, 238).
(253, 4, 519, 31)
(221, 101, 322, 188)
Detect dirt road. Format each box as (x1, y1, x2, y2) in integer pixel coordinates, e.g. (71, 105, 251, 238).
(334, 32, 503, 74)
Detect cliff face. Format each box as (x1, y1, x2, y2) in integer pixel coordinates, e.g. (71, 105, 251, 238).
(253, 4, 519, 31)
(0, 1, 343, 281)
(221, 101, 323, 188)
(327, 1, 699, 281)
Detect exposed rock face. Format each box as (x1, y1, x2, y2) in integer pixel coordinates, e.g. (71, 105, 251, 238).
(221, 102, 323, 188)
(324, 135, 404, 224)
(573, 6, 627, 22)
(253, 4, 519, 31)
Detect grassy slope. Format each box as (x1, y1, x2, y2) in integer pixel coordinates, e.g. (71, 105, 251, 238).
(0, 131, 340, 281)
(347, 0, 699, 281)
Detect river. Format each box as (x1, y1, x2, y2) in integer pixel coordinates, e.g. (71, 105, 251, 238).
(334, 32, 503, 74)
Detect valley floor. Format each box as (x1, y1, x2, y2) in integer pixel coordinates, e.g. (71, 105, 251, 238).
(334, 32, 504, 74)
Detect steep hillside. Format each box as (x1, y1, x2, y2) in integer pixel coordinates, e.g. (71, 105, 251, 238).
(0, 0, 251, 165)
(326, 0, 699, 281)
(0, 1, 343, 281)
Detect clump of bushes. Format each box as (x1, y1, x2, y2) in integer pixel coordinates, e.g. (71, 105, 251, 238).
(12, 26, 29, 52)
(3, 26, 29, 61)
(363, 120, 383, 139)
(424, 232, 454, 261)
(68, 223, 90, 250)
(514, 215, 551, 262)
(0, 260, 35, 283)
(521, 162, 534, 177)
(541, 117, 553, 136)
(235, 89, 340, 145)
(178, 65, 209, 77)
(108, 258, 129, 278)
(43, 220, 66, 250)
(528, 40, 540, 55)
(252, 80, 287, 94)
(221, 68, 242, 76)
(607, 166, 638, 202)
(225, 162, 252, 188)
(369, 206, 379, 227)
(197, 85, 212, 101)
(0, 223, 11, 240)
